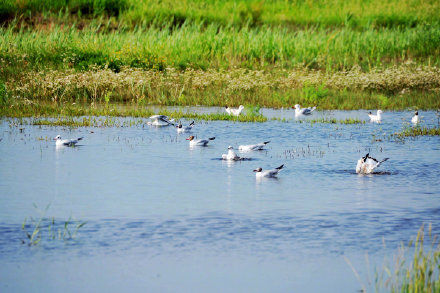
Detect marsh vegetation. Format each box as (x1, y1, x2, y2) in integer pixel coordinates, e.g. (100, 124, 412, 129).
(1, 0, 439, 113)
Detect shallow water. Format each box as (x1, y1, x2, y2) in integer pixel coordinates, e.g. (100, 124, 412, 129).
(1, 109, 439, 292)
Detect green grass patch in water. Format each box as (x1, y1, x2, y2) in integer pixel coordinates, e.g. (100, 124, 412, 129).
(392, 125, 440, 138)
(22, 204, 86, 246)
(348, 224, 440, 292)
(304, 118, 365, 125)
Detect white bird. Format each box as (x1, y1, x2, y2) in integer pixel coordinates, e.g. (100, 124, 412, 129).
(368, 110, 383, 123)
(411, 111, 419, 124)
(225, 105, 245, 116)
(176, 121, 194, 133)
(53, 135, 83, 147)
(356, 153, 389, 174)
(222, 146, 241, 161)
(238, 141, 270, 152)
(186, 135, 215, 147)
(253, 164, 284, 178)
(148, 115, 174, 126)
(292, 104, 316, 116)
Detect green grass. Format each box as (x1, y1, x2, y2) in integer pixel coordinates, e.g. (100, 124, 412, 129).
(2, 0, 439, 29)
(347, 225, 440, 292)
(1, 0, 439, 110)
(27, 112, 267, 127)
(392, 125, 440, 138)
(2, 66, 440, 111)
(22, 204, 86, 246)
(379, 225, 439, 292)
(3, 102, 268, 125)
(303, 118, 365, 125)
(1, 23, 439, 72)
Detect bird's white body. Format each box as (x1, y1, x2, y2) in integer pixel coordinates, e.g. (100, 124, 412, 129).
(222, 146, 241, 161)
(238, 141, 270, 152)
(176, 121, 194, 133)
(54, 135, 83, 147)
(293, 104, 316, 116)
(356, 153, 389, 174)
(187, 136, 215, 147)
(368, 110, 383, 123)
(148, 115, 174, 126)
(225, 105, 244, 116)
(411, 112, 419, 124)
(253, 165, 284, 178)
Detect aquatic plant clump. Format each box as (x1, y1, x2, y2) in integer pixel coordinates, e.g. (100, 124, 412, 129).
(392, 126, 440, 138)
(305, 118, 365, 125)
(348, 225, 440, 292)
(22, 211, 86, 246)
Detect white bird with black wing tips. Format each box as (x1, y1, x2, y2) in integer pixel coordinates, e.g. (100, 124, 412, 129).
(186, 136, 215, 147)
(176, 121, 194, 133)
(53, 135, 83, 147)
(292, 104, 316, 116)
(356, 153, 389, 174)
(368, 110, 383, 123)
(253, 164, 284, 178)
(148, 115, 175, 126)
(239, 141, 270, 152)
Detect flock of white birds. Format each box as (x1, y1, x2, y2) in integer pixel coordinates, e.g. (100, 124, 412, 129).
(52, 105, 422, 177)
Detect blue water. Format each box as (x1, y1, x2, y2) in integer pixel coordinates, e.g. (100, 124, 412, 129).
(0, 109, 439, 292)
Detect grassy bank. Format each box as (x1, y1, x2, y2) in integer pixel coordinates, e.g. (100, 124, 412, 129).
(1, 0, 439, 111)
(2, 66, 440, 110)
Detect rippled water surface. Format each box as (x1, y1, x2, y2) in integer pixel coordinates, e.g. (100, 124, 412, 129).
(1, 109, 439, 292)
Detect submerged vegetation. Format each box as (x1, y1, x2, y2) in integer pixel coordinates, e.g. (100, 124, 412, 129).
(0, 0, 439, 113)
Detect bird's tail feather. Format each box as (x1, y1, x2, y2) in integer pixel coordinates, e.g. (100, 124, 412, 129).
(276, 164, 284, 170)
(263, 141, 270, 145)
(209, 137, 216, 140)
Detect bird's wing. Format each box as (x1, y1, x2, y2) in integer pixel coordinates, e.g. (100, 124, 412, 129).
(303, 107, 316, 114)
(268, 169, 279, 177)
(150, 115, 167, 120)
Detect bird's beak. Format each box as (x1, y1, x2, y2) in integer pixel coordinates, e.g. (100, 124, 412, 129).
(292, 106, 296, 109)
(253, 169, 258, 172)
